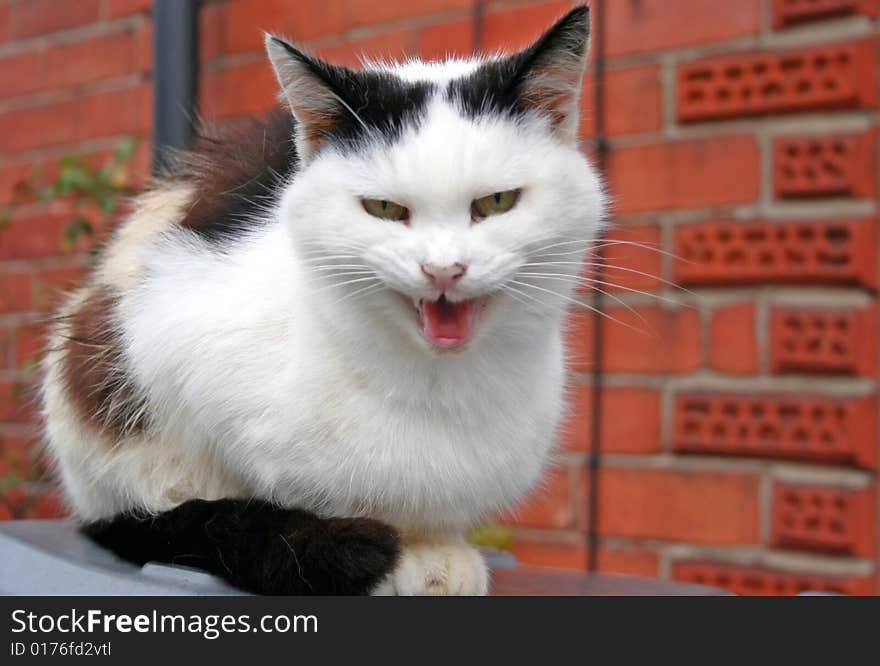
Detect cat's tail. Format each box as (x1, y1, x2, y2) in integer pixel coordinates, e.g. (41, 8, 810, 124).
(82, 498, 400, 595)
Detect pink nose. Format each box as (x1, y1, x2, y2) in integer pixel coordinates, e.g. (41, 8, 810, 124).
(421, 262, 467, 290)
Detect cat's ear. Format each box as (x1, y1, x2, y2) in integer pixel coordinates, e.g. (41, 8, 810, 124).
(264, 35, 353, 159)
(509, 6, 590, 143)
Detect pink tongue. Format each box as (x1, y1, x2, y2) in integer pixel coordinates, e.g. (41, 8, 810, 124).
(422, 297, 473, 347)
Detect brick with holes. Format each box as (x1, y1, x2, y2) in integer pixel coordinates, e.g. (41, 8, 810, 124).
(673, 218, 877, 288)
(771, 482, 876, 556)
(677, 39, 877, 122)
(672, 393, 877, 470)
(673, 559, 875, 595)
(773, 132, 876, 199)
(769, 305, 878, 376)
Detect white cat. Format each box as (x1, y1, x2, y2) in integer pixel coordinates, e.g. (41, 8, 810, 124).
(40, 6, 604, 595)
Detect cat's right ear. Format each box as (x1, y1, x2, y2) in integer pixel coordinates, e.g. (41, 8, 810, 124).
(265, 35, 349, 160)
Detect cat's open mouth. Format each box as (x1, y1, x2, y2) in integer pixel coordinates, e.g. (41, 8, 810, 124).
(414, 295, 480, 350)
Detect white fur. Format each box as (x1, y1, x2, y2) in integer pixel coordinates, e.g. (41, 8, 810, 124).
(42, 51, 605, 594)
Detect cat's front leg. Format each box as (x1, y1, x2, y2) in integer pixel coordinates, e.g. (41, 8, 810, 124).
(372, 534, 489, 596)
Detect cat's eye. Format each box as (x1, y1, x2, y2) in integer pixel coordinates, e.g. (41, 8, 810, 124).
(362, 198, 409, 223)
(471, 189, 521, 220)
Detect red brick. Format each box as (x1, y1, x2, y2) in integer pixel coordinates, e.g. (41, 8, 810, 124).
(104, 0, 152, 18)
(565, 308, 595, 371)
(76, 83, 152, 140)
(0, 208, 74, 260)
(771, 482, 875, 556)
(606, 0, 761, 57)
(199, 1, 223, 61)
(773, 0, 879, 28)
(607, 136, 760, 214)
(201, 60, 278, 119)
(561, 385, 661, 454)
(507, 539, 659, 576)
(13, 323, 44, 367)
(673, 559, 875, 595)
(0, 99, 79, 152)
(677, 39, 877, 123)
(0, 379, 34, 423)
(11, 0, 101, 38)
(45, 30, 141, 89)
(0, 49, 44, 98)
(501, 466, 587, 530)
(32, 265, 84, 311)
(0, 270, 31, 313)
(770, 305, 877, 376)
(0, 3, 9, 45)
(418, 17, 474, 61)
(600, 305, 701, 374)
(710, 303, 758, 374)
(0, 433, 37, 480)
(674, 219, 878, 288)
(588, 225, 663, 294)
(315, 28, 415, 68)
(481, 2, 572, 52)
(773, 132, 876, 200)
(0, 503, 11, 521)
(0, 326, 9, 369)
(599, 467, 761, 545)
(211, 0, 347, 56)
(348, 0, 471, 28)
(583, 65, 662, 138)
(23, 488, 66, 519)
(0, 485, 29, 518)
(597, 546, 660, 578)
(509, 538, 587, 570)
(673, 393, 877, 470)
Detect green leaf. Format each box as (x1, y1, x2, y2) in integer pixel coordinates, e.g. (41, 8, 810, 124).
(37, 185, 57, 201)
(95, 190, 117, 214)
(62, 217, 94, 247)
(114, 137, 137, 163)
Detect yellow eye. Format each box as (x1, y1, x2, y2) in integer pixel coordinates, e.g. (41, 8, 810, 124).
(471, 189, 521, 219)
(362, 198, 409, 222)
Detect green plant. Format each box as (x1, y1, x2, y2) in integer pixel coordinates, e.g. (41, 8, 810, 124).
(0, 137, 138, 252)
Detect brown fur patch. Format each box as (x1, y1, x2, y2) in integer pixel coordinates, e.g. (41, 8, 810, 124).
(168, 108, 299, 242)
(61, 287, 148, 438)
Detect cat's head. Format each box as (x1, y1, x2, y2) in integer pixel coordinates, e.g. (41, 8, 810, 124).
(267, 6, 604, 355)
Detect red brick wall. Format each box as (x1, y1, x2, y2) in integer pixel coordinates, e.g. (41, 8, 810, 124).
(1, 1, 878, 595)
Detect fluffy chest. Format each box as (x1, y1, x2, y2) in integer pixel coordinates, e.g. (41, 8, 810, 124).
(245, 340, 566, 531)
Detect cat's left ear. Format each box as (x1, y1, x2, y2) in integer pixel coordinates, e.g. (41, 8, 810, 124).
(264, 35, 354, 160)
(509, 6, 590, 143)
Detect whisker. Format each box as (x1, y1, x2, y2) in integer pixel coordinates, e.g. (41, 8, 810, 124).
(326, 283, 385, 309)
(516, 274, 654, 333)
(519, 272, 687, 307)
(310, 276, 381, 294)
(507, 279, 648, 335)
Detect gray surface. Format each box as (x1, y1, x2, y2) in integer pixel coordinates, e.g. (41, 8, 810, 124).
(0, 519, 728, 596)
(0, 519, 244, 595)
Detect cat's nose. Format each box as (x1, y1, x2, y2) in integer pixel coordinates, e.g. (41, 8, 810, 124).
(421, 262, 467, 291)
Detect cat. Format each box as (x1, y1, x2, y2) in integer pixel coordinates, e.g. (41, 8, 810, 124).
(40, 5, 604, 595)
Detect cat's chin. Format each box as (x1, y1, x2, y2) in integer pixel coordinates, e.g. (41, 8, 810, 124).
(410, 294, 486, 351)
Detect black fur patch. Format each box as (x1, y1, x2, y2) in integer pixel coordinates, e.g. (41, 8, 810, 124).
(446, 6, 589, 122)
(270, 38, 435, 153)
(83, 499, 400, 595)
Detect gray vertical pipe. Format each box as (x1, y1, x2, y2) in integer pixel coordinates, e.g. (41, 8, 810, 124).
(152, 0, 199, 173)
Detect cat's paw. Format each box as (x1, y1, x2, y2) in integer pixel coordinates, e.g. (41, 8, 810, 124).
(371, 541, 489, 596)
